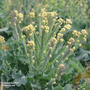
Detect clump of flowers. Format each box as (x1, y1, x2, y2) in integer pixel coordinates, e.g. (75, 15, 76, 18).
(22, 24, 36, 37)
(28, 12, 35, 18)
(10, 10, 23, 25)
(50, 37, 57, 47)
(27, 40, 35, 53)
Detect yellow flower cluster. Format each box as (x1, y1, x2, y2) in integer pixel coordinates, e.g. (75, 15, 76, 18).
(42, 20, 48, 25)
(29, 12, 35, 18)
(72, 30, 78, 36)
(58, 18, 63, 23)
(27, 41, 35, 47)
(49, 47, 53, 51)
(67, 38, 75, 45)
(65, 19, 72, 24)
(18, 13, 23, 19)
(38, 8, 47, 18)
(57, 64, 65, 70)
(12, 10, 23, 23)
(69, 38, 75, 43)
(21, 35, 25, 39)
(22, 24, 35, 36)
(41, 25, 49, 33)
(38, 8, 57, 21)
(81, 29, 88, 36)
(27, 40, 35, 53)
(64, 24, 72, 30)
(13, 10, 18, 16)
(18, 13, 23, 23)
(0, 36, 5, 44)
(50, 37, 57, 46)
(72, 29, 87, 43)
(60, 28, 65, 33)
(47, 11, 57, 17)
(57, 33, 63, 40)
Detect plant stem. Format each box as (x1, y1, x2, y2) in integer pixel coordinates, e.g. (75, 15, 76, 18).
(22, 37, 27, 55)
(15, 25, 19, 41)
(29, 53, 33, 72)
(0, 44, 2, 50)
(41, 34, 43, 55)
(39, 17, 41, 37)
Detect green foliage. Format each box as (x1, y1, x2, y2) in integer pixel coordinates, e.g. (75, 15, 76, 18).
(0, 0, 90, 90)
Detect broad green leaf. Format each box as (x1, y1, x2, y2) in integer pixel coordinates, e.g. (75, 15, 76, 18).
(71, 61, 82, 73)
(55, 85, 62, 90)
(31, 81, 41, 89)
(12, 71, 27, 87)
(63, 84, 74, 90)
(0, 26, 9, 32)
(75, 48, 90, 61)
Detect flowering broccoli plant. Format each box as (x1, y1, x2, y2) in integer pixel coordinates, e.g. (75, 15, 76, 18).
(0, 9, 88, 90)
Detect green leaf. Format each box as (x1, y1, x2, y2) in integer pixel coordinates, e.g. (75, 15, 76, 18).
(75, 48, 90, 61)
(71, 61, 82, 73)
(12, 71, 27, 87)
(0, 60, 2, 70)
(55, 85, 62, 90)
(0, 26, 9, 32)
(63, 84, 74, 90)
(31, 81, 41, 89)
(65, 67, 73, 74)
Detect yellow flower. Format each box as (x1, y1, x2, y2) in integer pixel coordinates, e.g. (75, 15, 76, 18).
(32, 60, 35, 63)
(43, 51, 46, 54)
(21, 35, 25, 39)
(70, 48, 73, 52)
(53, 82, 56, 84)
(59, 64, 64, 67)
(62, 53, 64, 55)
(0, 36, 5, 44)
(73, 47, 75, 50)
(55, 74, 57, 77)
(65, 58, 68, 60)
(56, 60, 58, 63)
(49, 55, 52, 58)
(50, 37, 57, 45)
(83, 38, 86, 41)
(29, 12, 35, 18)
(29, 33, 32, 37)
(32, 56, 34, 58)
(49, 47, 53, 50)
(64, 24, 71, 30)
(53, 78, 55, 81)
(28, 41, 35, 47)
(18, 13, 23, 19)
(79, 44, 82, 47)
(66, 19, 72, 24)
(13, 10, 18, 15)
(60, 39, 64, 42)
(9, 22, 11, 25)
(27, 54, 30, 57)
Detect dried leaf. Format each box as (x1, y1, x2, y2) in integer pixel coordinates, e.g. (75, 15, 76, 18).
(75, 67, 90, 84)
(2, 44, 9, 51)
